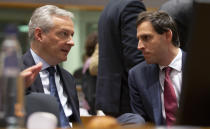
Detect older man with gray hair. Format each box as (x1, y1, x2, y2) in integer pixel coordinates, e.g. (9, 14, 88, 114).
(22, 5, 81, 127)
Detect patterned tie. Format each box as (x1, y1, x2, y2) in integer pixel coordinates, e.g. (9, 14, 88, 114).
(164, 67, 178, 126)
(47, 67, 70, 128)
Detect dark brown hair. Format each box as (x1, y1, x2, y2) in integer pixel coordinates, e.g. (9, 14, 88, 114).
(137, 11, 180, 47)
(85, 31, 98, 57)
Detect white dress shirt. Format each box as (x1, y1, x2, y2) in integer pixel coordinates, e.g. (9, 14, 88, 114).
(30, 49, 73, 121)
(159, 48, 182, 119)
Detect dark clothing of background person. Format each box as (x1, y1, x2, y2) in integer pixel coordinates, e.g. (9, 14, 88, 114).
(82, 67, 97, 115)
(81, 32, 98, 115)
(160, 0, 193, 51)
(96, 0, 146, 117)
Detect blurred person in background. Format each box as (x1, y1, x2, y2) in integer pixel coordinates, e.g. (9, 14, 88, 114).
(96, 0, 146, 117)
(160, 0, 193, 51)
(82, 32, 98, 115)
(89, 43, 99, 77)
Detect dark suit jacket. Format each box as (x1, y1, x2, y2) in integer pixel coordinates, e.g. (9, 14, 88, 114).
(128, 51, 186, 125)
(22, 50, 81, 123)
(96, 0, 146, 116)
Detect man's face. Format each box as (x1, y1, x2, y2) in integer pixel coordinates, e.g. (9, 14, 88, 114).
(137, 21, 168, 64)
(40, 15, 74, 65)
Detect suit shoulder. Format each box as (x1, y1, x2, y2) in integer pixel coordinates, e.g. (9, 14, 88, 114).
(129, 61, 157, 74)
(123, 0, 145, 8)
(130, 61, 147, 71)
(108, 0, 145, 13)
(22, 50, 30, 61)
(21, 50, 36, 70)
(60, 67, 74, 78)
(57, 67, 75, 83)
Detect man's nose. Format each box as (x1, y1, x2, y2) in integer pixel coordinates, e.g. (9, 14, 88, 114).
(137, 40, 144, 50)
(66, 39, 74, 46)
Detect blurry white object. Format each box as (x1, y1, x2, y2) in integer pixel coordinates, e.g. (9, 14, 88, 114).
(80, 108, 91, 116)
(96, 110, 106, 116)
(27, 112, 57, 129)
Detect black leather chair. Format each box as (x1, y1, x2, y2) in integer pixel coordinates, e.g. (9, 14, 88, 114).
(25, 93, 60, 126)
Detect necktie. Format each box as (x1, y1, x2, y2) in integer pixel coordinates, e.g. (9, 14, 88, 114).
(47, 67, 70, 128)
(164, 67, 177, 126)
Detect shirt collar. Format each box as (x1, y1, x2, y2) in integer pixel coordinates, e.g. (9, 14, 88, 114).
(30, 49, 55, 71)
(159, 48, 182, 72)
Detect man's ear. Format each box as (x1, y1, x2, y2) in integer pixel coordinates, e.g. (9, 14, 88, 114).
(165, 29, 173, 42)
(34, 28, 43, 42)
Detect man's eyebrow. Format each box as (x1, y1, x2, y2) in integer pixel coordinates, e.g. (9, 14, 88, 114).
(60, 29, 74, 34)
(140, 34, 149, 38)
(60, 28, 70, 32)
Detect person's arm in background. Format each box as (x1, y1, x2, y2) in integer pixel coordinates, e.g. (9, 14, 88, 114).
(89, 43, 99, 76)
(121, 0, 146, 71)
(20, 62, 42, 88)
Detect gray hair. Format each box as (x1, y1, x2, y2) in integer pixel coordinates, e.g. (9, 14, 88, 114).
(28, 5, 74, 41)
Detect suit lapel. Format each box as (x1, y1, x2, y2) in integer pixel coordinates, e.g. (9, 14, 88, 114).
(146, 64, 164, 125)
(22, 50, 44, 93)
(57, 66, 80, 122)
(182, 51, 187, 70)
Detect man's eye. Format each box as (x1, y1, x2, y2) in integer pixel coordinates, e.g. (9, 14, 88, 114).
(58, 31, 68, 38)
(71, 33, 74, 37)
(62, 32, 68, 37)
(57, 31, 74, 39)
(142, 35, 151, 41)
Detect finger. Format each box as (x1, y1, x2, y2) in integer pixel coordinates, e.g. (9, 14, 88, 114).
(21, 71, 32, 77)
(32, 62, 42, 74)
(27, 62, 42, 73)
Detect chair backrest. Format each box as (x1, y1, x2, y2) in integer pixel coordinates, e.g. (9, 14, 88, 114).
(25, 93, 60, 126)
(27, 112, 57, 129)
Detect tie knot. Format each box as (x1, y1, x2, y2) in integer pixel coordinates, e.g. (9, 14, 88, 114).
(47, 67, 56, 75)
(164, 67, 172, 75)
